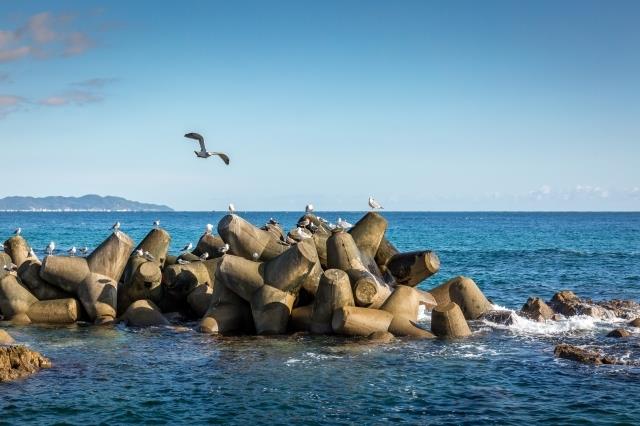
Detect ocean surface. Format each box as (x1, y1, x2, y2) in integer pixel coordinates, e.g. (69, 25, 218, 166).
(1, 211, 639, 424)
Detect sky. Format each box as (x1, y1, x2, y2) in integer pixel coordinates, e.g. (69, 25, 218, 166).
(0, 0, 638, 211)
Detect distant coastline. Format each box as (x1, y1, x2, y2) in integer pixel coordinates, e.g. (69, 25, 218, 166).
(0, 195, 173, 212)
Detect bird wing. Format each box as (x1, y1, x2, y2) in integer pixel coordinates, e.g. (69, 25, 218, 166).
(211, 152, 230, 165)
(185, 132, 206, 152)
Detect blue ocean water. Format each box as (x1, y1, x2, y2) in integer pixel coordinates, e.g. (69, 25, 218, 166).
(1, 212, 639, 424)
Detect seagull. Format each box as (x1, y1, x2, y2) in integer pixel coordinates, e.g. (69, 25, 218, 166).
(111, 222, 121, 232)
(228, 203, 236, 214)
(28, 247, 36, 258)
(3, 263, 17, 272)
(46, 241, 56, 255)
(68, 247, 77, 257)
(336, 218, 353, 229)
(217, 243, 230, 255)
(297, 218, 310, 228)
(181, 242, 193, 252)
(153, 220, 161, 229)
(317, 216, 328, 224)
(293, 227, 311, 240)
(184, 132, 230, 164)
(79, 247, 89, 255)
(368, 196, 384, 210)
(13, 227, 21, 236)
(252, 252, 259, 260)
(268, 218, 279, 225)
(305, 204, 314, 213)
(205, 223, 214, 234)
(177, 258, 190, 265)
(134, 249, 144, 257)
(308, 222, 319, 233)
(143, 251, 156, 261)
(199, 252, 209, 261)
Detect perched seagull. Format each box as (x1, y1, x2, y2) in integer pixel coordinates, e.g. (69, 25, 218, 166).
(68, 246, 77, 257)
(199, 252, 210, 261)
(79, 247, 89, 255)
(228, 203, 236, 214)
(3, 263, 17, 272)
(28, 247, 37, 258)
(293, 227, 311, 240)
(13, 227, 21, 236)
(205, 223, 214, 234)
(317, 216, 328, 224)
(308, 222, 319, 233)
(305, 204, 314, 213)
(46, 241, 56, 255)
(143, 251, 156, 261)
(252, 252, 259, 260)
(336, 217, 353, 229)
(217, 243, 230, 255)
(153, 220, 161, 229)
(181, 242, 193, 252)
(268, 218, 279, 225)
(177, 258, 191, 265)
(184, 132, 230, 164)
(368, 196, 384, 210)
(297, 218, 310, 228)
(134, 249, 144, 257)
(111, 222, 121, 232)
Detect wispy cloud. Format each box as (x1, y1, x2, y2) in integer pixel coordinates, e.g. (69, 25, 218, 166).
(72, 77, 117, 88)
(0, 95, 26, 118)
(0, 11, 98, 63)
(39, 90, 102, 107)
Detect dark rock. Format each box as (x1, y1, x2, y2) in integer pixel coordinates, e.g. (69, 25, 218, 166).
(629, 318, 640, 328)
(520, 297, 554, 322)
(480, 310, 517, 326)
(554, 344, 619, 365)
(0, 345, 52, 382)
(548, 291, 615, 320)
(597, 299, 640, 319)
(607, 328, 631, 338)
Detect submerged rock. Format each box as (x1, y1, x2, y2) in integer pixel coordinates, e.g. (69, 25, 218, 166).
(554, 344, 619, 365)
(480, 310, 517, 326)
(0, 345, 51, 382)
(606, 328, 631, 338)
(629, 318, 640, 328)
(520, 297, 554, 322)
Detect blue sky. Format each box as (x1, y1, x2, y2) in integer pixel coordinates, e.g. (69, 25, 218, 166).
(1, 1, 638, 211)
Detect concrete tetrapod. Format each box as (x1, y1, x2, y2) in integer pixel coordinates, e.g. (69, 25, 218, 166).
(289, 305, 313, 332)
(263, 238, 320, 293)
(217, 214, 288, 261)
(18, 259, 72, 300)
(327, 230, 391, 308)
(331, 306, 393, 337)
(199, 274, 253, 335)
(310, 269, 355, 334)
(40, 231, 134, 324)
(429, 276, 492, 320)
(27, 298, 80, 324)
(431, 302, 472, 338)
(374, 237, 399, 275)
(192, 233, 225, 258)
(161, 258, 219, 314)
(380, 285, 435, 338)
(3, 236, 36, 269)
(120, 299, 169, 327)
(349, 212, 387, 276)
(386, 251, 440, 287)
(0, 274, 37, 324)
(250, 284, 296, 335)
(118, 257, 163, 315)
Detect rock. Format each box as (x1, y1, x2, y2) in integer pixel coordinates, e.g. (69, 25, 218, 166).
(520, 297, 554, 322)
(597, 299, 640, 319)
(548, 291, 616, 320)
(606, 328, 631, 338)
(480, 310, 517, 326)
(629, 318, 640, 328)
(120, 299, 169, 327)
(0, 329, 14, 345)
(367, 331, 395, 343)
(0, 345, 52, 382)
(554, 344, 619, 365)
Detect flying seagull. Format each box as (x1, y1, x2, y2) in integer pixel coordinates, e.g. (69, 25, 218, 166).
(184, 132, 230, 165)
(368, 197, 383, 210)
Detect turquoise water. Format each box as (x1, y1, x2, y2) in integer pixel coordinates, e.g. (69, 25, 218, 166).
(1, 212, 640, 424)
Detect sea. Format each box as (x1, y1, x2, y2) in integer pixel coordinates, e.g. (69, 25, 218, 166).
(1, 211, 639, 425)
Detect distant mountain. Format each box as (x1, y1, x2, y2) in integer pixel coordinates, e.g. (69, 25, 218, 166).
(0, 195, 174, 212)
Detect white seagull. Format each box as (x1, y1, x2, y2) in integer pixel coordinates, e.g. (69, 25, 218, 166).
(46, 241, 56, 255)
(143, 251, 155, 261)
(218, 243, 230, 255)
(293, 227, 311, 240)
(336, 217, 353, 229)
(181, 242, 193, 252)
(305, 204, 314, 213)
(134, 249, 144, 257)
(177, 258, 190, 265)
(205, 223, 214, 234)
(68, 246, 77, 257)
(199, 252, 210, 261)
(79, 247, 89, 256)
(111, 222, 121, 232)
(368, 196, 384, 210)
(3, 263, 17, 272)
(228, 203, 236, 214)
(184, 132, 230, 164)
(28, 247, 36, 258)
(153, 220, 161, 229)
(13, 227, 21, 236)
